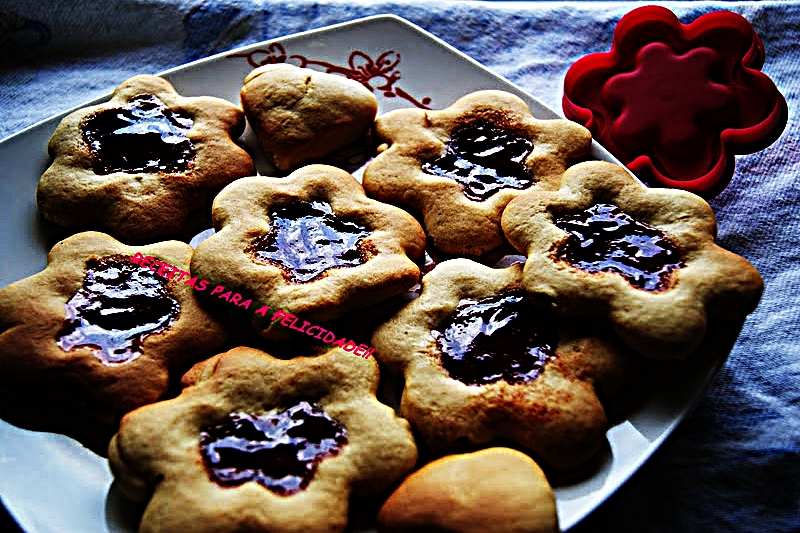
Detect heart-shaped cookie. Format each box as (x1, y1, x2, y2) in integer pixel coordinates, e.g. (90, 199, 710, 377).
(241, 63, 378, 171)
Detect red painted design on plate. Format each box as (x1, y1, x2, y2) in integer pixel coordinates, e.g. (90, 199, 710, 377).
(228, 43, 287, 67)
(562, 6, 787, 198)
(228, 45, 432, 109)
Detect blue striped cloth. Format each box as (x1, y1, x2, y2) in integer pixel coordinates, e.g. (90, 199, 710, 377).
(1, 2, 797, 532)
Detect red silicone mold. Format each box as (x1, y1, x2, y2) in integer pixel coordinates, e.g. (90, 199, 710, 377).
(563, 6, 788, 198)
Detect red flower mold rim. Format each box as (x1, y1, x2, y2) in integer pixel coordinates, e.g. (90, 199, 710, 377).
(562, 6, 788, 198)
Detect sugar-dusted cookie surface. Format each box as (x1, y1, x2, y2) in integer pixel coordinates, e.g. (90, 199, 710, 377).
(362, 90, 592, 256)
(37, 75, 255, 241)
(0, 232, 229, 452)
(241, 63, 378, 171)
(108, 346, 418, 533)
(190, 164, 425, 340)
(501, 160, 764, 359)
(377, 447, 558, 533)
(371, 258, 639, 471)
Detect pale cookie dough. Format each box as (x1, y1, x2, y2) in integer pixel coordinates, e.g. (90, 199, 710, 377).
(108, 346, 418, 533)
(362, 89, 592, 256)
(501, 160, 764, 359)
(371, 258, 640, 471)
(37, 74, 255, 241)
(377, 448, 558, 533)
(0, 231, 229, 453)
(241, 63, 378, 170)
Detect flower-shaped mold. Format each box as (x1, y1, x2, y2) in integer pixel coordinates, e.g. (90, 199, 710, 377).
(0, 232, 229, 452)
(501, 161, 764, 359)
(377, 448, 558, 533)
(37, 75, 255, 241)
(190, 164, 425, 340)
(371, 258, 639, 471)
(363, 90, 592, 256)
(241, 63, 378, 171)
(108, 346, 418, 533)
(562, 6, 788, 198)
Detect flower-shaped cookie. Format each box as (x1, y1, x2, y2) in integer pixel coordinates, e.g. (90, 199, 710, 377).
(108, 346, 418, 533)
(377, 448, 558, 533)
(563, 6, 788, 198)
(37, 75, 255, 241)
(0, 232, 229, 451)
(363, 90, 592, 256)
(371, 258, 639, 471)
(190, 164, 425, 340)
(501, 161, 764, 359)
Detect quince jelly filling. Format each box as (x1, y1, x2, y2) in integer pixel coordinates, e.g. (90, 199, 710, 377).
(248, 201, 371, 283)
(199, 401, 348, 495)
(57, 255, 179, 365)
(82, 94, 195, 175)
(553, 203, 684, 291)
(432, 293, 558, 386)
(422, 121, 534, 201)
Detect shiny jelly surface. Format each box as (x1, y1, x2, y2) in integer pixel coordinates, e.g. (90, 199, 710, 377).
(553, 203, 684, 291)
(57, 255, 179, 365)
(82, 94, 195, 175)
(199, 401, 348, 495)
(432, 293, 558, 386)
(422, 121, 534, 201)
(248, 201, 371, 283)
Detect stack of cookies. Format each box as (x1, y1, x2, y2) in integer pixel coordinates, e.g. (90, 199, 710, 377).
(0, 64, 763, 533)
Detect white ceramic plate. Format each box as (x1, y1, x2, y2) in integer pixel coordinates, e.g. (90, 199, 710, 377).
(0, 15, 740, 533)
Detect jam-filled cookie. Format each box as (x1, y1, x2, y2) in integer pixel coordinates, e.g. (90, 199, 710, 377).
(371, 258, 639, 471)
(37, 74, 255, 241)
(501, 160, 764, 359)
(0, 232, 228, 451)
(377, 448, 558, 533)
(108, 346, 418, 533)
(241, 63, 378, 171)
(190, 164, 425, 340)
(362, 90, 592, 256)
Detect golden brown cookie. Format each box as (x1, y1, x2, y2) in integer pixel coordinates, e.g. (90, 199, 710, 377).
(108, 346, 418, 533)
(501, 160, 764, 359)
(37, 74, 255, 241)
(371, 258, 639, 471)
(377, 448, 558, 533)
(190, 164, 425, 340)
(0, 231, 229, 451)
(241, 63, 378, 171)
(362, 90, 592, 256)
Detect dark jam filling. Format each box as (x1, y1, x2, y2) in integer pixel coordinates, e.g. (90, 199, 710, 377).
(82, 94, 195, 175)
(57, 255, 179, 365)
(248, 201, 371, 283)
(199, 402, 348, 496)
(421, 121, 534, 201)
(553, 203, 685, 291)
(431, 293, 558, 386)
